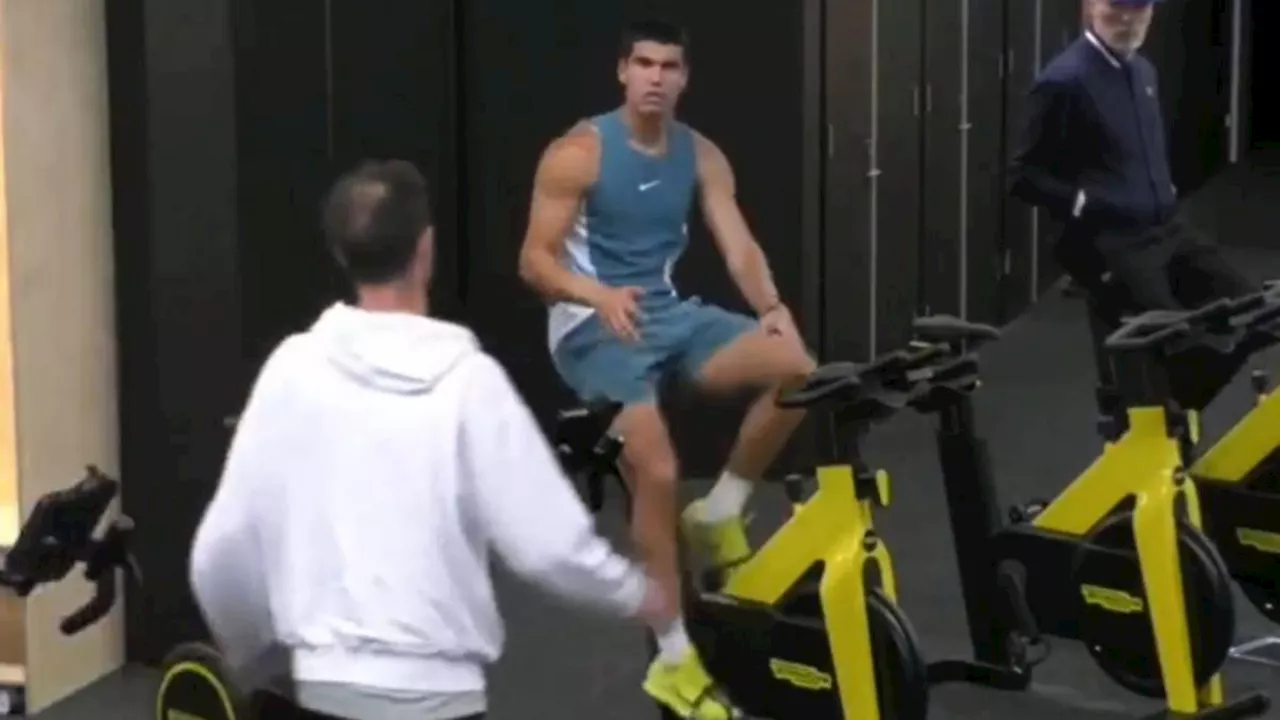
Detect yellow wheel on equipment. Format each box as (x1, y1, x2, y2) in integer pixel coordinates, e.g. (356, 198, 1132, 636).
(155, 642, 247, 720)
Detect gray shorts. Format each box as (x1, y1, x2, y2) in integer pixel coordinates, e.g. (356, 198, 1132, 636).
(294, 681, 485, 720)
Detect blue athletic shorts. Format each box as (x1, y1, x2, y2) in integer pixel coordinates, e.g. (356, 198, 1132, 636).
(552, 294, 757, 406)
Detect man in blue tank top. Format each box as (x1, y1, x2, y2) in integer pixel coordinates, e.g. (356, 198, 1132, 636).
(519, 18, 815, 719)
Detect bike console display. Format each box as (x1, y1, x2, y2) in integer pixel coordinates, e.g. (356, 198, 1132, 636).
(0, 466, 139, 635)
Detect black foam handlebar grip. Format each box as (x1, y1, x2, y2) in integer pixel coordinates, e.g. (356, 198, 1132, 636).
(61, 572, 114, 635)
(1103, 319, 1190, 351)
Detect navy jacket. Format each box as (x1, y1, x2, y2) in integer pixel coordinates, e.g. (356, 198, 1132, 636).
(1011, 33, 1177, 235)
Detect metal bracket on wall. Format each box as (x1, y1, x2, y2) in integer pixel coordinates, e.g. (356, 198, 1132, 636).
(913, 85, 935, 116)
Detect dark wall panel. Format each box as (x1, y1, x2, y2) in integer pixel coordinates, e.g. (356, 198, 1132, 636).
(1161, 0, 1230, 193)
(875, 0, 923, 353)
(329, 0, 463, 321)
(1000, 0, 1037, 321)
(800, 0, 826, 348)
(1234, 0, 1250, 154)
(824, 0, 875, 362)
(1034, 2, 1079, 294)
(921, 0, 963, 317)
(965, 0, 1006, 324)
(233, 0, 332, 380)
(460, 0, 627, 437)
(115, 0, 244, 663)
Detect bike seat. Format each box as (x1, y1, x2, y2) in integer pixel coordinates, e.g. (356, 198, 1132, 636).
(776, 362, 862, 409)
(912, 315, 1002, 345)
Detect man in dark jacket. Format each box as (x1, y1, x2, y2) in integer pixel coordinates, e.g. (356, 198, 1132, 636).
(1011, 0, 1259, 409)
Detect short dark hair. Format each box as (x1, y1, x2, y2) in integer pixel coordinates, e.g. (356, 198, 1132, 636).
(618, 19, 689, 62)
(321, 159, 433, 284)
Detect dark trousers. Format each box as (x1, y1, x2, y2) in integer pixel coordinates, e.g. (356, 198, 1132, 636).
(1055, 214, 1261, 410)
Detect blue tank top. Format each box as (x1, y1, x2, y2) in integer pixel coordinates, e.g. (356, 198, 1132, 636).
(548, 109, 698, 349)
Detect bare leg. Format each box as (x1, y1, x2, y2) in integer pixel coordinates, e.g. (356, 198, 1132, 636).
(722, 380, 809, 480)
(614, 403, 683, 634)
(696, 326, 817, 513)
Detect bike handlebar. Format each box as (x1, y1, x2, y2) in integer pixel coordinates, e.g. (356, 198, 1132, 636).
(778, 316, 998, 412)
(1104, 285, 1280, 353)
(0, 466, 140, 636)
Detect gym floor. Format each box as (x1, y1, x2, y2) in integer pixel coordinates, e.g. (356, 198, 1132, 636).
(35, 155, 1280, 719)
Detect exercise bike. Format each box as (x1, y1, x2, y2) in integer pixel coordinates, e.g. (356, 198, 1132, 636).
(0, 466, 139, 715)
(1072, 277, 1280, 628)
(914, 304, 1272, 719)
(560, 319, 1003, 720)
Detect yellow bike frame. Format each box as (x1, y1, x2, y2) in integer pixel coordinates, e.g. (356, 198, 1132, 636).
(722, 464, 896, 719)
(1031, 407, 1222, 714)
(1192, 383, 1280, 483)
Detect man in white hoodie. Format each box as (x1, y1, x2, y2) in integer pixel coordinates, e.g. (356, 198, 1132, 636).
(189, 159, 674, 720)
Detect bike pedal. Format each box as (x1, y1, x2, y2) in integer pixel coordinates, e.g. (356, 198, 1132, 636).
(1007, 499, 1048, 524)
(1250, 369, 1270, 396)
(996, 561, 1044, 660)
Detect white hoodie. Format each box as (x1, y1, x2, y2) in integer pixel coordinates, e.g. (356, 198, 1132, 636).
(189, 303, 647, 696)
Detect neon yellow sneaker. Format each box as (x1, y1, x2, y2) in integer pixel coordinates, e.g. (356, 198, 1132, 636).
(681, 500, 751, 571)
(643, 651, 741, 719)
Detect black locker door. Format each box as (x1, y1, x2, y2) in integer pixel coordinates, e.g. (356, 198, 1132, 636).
(921, 0, 963, 317)
(1234, 0, 1252, 155)
(964, 0, 1006, 324)
(1166, 0, 1230, 194)
(460, 0, 629, 434)
(824, 0, 876, 362)
(1047, 0, 1081, 59)
(234, 0, 332, 381)
(1141, 2, 1185, 182)
(1034, 2, 1078, 293)
(328, 0, 463, 320)
(1000, 0, 1037, 320)
(119, 0, 248, 663)
(1228, 0, 1249, 156)
(875, 0, 923, 351)
(1252, 0, 1275, 146)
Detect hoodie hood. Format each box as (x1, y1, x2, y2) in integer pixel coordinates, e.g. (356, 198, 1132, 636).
(308, 302, 480, 395)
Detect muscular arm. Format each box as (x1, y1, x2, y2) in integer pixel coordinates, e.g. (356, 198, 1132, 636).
(518, 127, 610, 306)
(695, 132, 781, 315)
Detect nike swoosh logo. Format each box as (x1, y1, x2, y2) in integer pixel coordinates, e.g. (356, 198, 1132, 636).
(639, 181, 661, 191)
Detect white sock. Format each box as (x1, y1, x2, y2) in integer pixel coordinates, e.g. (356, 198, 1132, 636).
(655, 618, 692, 663)
(700, 471, 753, 522)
